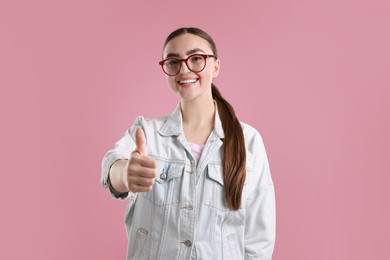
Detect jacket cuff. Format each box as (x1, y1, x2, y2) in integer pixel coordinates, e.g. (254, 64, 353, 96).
(101, 152, 129, 199)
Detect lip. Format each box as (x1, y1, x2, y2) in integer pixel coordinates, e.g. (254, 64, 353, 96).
(177, 78, 198, 88)
(177, 77, 198, 83)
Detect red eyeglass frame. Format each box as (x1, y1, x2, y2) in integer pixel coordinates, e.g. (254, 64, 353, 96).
(158, 54, 217, 76)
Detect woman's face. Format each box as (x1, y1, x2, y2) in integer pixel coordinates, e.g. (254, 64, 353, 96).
(162, 33, 220, 102)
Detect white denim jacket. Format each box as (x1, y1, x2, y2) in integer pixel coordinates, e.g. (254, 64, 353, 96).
(101, 103, 275, 260)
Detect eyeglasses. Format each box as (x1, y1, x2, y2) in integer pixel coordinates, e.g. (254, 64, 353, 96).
(159, 54, 217, 76)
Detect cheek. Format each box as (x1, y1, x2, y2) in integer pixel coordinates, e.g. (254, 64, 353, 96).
(166, 76, 174, 84)
(205, 64, 217, 77)
(167, 77, 177, 89)
(199, 70, 214, 83)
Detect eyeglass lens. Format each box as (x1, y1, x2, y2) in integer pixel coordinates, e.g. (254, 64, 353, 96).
(163, 55, 206, 75)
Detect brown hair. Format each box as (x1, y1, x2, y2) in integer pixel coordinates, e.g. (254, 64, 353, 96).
(163, 27, 246, 211)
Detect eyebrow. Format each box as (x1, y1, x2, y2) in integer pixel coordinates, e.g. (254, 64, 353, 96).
(165, 48, 206, 58)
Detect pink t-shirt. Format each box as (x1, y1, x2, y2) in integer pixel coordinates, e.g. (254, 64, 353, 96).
(188, 142, 205, 162)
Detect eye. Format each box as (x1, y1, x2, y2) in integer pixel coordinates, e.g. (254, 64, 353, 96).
(189, 55, 203, 63)
(165, 59, 179, 67)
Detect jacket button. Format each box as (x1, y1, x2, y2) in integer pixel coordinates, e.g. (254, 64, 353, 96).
(183, 240, 192, 247)
(187, 205, 193, 211)
(160, 173, 167, 180)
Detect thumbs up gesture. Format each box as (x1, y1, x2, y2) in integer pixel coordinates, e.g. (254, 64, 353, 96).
(134, 127, 148, 155)
(125, 128, 157, 192)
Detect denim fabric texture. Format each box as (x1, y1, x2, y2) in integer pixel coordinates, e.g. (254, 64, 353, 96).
(101, 103, 276, 260)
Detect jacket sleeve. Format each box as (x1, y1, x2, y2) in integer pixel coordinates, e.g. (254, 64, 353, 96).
(244, 131, 276, 260)
(100, 116, 143, 199)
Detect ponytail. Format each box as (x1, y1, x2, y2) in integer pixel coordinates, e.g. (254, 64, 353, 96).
(212, 84, 246, 211)
(162, 27, 246, 210)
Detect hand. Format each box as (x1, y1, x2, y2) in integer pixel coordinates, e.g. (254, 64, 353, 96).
(125, 128, 157, 193)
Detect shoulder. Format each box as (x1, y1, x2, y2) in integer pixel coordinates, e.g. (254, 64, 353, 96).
(239, 121, 266, 148)
(239, 121, 268, 169)
(240, 121, 259, 136)
(133, 115, 170, 129)
(130, 115, 170, 136)
(123, 114, 170, 143)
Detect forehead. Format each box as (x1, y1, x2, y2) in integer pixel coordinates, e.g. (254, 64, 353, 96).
(163, 33, 213, 57)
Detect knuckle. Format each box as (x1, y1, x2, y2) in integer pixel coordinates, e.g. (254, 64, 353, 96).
(151, 158, 158, 168)
(128, 165, 140, 176)
(129, 154, 137, 163)
(147, 179, 155, 186)
(130, 153, 141, 163)
(151, 168, 158, 178)
(127, 162, 136, 172)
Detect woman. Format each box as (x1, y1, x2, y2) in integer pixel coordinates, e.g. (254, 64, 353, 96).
(101, 27, 276, 260)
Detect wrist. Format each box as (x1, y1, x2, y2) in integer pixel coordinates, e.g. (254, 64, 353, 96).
(108, 171, 128, 197)
(121, 160, 130, 192)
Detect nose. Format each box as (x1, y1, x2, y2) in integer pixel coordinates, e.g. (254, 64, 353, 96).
(179, 60, 190, 74)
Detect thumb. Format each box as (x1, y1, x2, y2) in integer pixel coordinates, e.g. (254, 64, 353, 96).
(134, 128, 147, 155)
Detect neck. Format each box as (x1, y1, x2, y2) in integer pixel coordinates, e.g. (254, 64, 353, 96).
(180, 87, 216, 145)
(181, 96, 215, 127)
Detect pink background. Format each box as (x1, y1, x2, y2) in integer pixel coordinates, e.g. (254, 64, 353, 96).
(1, 0, 389, 259)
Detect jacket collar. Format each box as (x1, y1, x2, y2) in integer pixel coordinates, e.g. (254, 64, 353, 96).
(158, 101, 225, 140)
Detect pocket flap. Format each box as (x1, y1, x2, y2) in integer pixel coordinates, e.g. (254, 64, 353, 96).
(155, 163, 184, 183)
(208, 163, 250, 186)
(207, 164, 224, 186)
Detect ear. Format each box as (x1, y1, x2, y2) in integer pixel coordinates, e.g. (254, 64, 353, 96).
(212, 59, 220, 78)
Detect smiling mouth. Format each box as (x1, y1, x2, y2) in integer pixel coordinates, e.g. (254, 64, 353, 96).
(178, 79, 198, 85)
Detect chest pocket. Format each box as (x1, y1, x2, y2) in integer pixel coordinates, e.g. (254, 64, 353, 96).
(142, 161, 184, 207)
(204, 164, 230, 212)
(204, 162, 251, 212)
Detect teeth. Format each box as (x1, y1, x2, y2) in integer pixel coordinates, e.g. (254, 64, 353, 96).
(179, 79, 197, 84)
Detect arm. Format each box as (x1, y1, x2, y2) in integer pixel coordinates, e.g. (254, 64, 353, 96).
(244, 132, 276, 260)
(244, 184, 276, 260)
(101, 117, 157, 199)
(108, 159, 130, 197)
